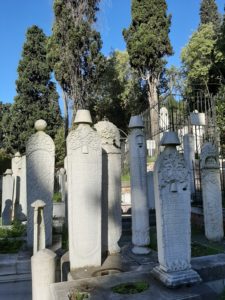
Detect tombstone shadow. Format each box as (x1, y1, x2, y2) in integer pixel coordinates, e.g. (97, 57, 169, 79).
(2, 199, 12, 225)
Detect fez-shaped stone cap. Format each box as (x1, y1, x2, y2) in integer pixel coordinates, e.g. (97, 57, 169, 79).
(74, 109, 92, 124)
(14, 151, 21, 157)
(160, 131, 180, 146)
(4, 169, 13, 175)
(35, 119, 47, 131)
(129, 115, 144, 128)
(31, 199, 46, 209)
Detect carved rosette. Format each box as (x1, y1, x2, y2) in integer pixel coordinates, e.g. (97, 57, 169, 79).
(26, 132, 55, 156)
(94, 121, 120, 147)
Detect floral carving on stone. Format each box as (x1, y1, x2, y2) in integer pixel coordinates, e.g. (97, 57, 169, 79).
(200, 142, 219, 169)
(94, 121, 120, 147)
(26, 132, 55, 156)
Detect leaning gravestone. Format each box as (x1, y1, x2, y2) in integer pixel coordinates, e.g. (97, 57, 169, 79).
(67, 110, 102, 269)
(200, 142, 224, 241)
(1, 169, 13, 225)
(128, 115, 150, 255)
(152, 132, 201, 287)
(95, 120, 122, 255)
(26, 120, 55, 248)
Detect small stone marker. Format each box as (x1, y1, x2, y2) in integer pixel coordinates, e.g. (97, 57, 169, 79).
(152, 131, 201, 287)
(32, 199, 46, 255)
(67, 110, 102, 269)
(128, 115, 150, 255)
(159, 106, 169, 131)
(26, 119, 55, 248)
(1, 169, 13, 225)
(183, 134, 195, 197)
(95, 120, 122, 255)
(31, 248, 56, 300)
(200, 142, 224, 241)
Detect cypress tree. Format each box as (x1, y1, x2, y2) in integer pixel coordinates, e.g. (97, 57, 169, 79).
(6, 25, 62, 154)
(200, 0, 221, 29)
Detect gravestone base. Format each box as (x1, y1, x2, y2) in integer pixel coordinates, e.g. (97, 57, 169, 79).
(132, 245, 151, 255)
(152, 265, 202, 288)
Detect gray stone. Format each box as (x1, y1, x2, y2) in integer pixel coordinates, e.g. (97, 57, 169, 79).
(159, 106, 169, 131)
(1, 169, 13, 225)
(31, 200, 46, 254)
(147, 171, 155, 210)
(26, 120, 55, 248)
(200, 142, 224, 241)
(95, 120, 122, 255)
(153, 131, 201, 287)
(183, 134, 195, 197)
(67, 110, 102, 269)
(128, 116, 150, 255)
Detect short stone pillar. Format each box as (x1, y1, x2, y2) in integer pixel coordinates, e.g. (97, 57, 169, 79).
(26, 120, 55, 248)
(1, 169, 13, 225)
(183, 134, 195, 197)
(31, 249, 56, 300)
(95, 120, 122, 255)
(128, 116, 150, 255)
(200, 142, 224, 241)
(58, 168, 66, 202)
(32, 200, 46, 255)
(67, 110, 102, 269)
(152, 132, 201, 288)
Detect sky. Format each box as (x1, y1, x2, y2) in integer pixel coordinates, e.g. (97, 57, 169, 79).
(0, 0, 224, 109)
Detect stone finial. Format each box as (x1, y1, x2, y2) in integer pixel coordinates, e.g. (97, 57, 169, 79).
(35, 120, 47, 132)
(160, 131, 180, 146)
(128, 115, 144, 129)
(14, 151, 21, 157)
(94, 120, 120, 147)
(4, 169, 13, 176)
(74, 109, 92, 125)
(31, 199, 46, 209)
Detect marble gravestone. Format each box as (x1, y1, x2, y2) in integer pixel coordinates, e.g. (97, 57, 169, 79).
(183, 134, 195, 198)
(159, 107, 169, 131)
(200, 142, 224, 241)
(67, 110, 102, 269)
(32, 199, 46, 255)
(1, 169, 14, 225)
(95, 120, 122, 255)
(152, 132, 201, 288)
(26, 120, 55, 248)
(128, 116, 150, 255)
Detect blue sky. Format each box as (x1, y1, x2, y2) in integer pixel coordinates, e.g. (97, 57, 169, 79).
(0, 0, 224, 107)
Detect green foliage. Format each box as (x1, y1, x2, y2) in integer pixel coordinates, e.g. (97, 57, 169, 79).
(112, 282, 149, 294)
(0, 221, 26, 238)
(0, 149, 11, 175)
(52, 192, 62, 203)
(200, 0, 221, 30)
(54, 126, 66, 167)
(0, 239, 24, 254)
(4, 26, 62, 154)
(191, 242, 221, 257)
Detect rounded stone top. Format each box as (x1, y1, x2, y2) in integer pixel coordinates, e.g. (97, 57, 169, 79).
(160, 131, 180, 146)
(128, 115, 144, 129)
(74, 109, 92, 125)
(94, 120, 120, 147)
(31, 199, 46, 209)
(4, 169, 13, 175)
(32, 248, 56, 260)
(14, 151, 21, 157)
(35, 119, 47, 131)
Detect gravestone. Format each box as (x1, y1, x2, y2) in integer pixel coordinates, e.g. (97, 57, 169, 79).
(183, 134, 195, 198)
(128, 116, 150, 255)
(159, 107, 169, 131)
(67, 110, 102, 269)
(32, 199, 46, 254)
(32, 249, 56, 300)
(58, 168, 66, 202)
(200, 142, 224, 241)
(95, 120, 122, 255)
(152, 131, 201, 287)
(26, 120, 55, 248)
(1, 169, 13, 225)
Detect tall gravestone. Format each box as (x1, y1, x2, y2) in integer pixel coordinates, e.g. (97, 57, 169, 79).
(67, 110, 102, 269)
(152, 132, 201, 287)
(200, 142, 224, 241)
(1, 169, 14, 225)
(183, 134, 195, 198)
(95, 120, 122, 255)
(128, 116, 150, 255)
(26, 120, 55, 248)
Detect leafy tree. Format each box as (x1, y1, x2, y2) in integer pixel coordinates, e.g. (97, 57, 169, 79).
(4, 25, 62, 154)
(200, 0, 221, 30)
(91, 51, 148, 133)
(54, 126, 66, 168)
(123, 0, 173, 143)
(48, 0, 104, 136)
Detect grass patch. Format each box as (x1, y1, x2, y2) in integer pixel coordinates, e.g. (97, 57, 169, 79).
(147, 155, 157, 163)
(0, 238, 24, 253)
(112, 281, 149, 294)
(121, 173, 130, 182)
(191, 242, 221, 257)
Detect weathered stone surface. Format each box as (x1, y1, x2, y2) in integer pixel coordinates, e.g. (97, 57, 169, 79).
(159, 107, 169, 131)
(67, 110, 102, 269)
(200, 142, 224, 241)
(26, 120, 55, 248)
(147, 171, 155, 210)
(128, 116, 150, 255)
(31, 200, 46, 254)
(183, 134, 195, 197)
(95, 120, 122, 255)
(153, 131, 201, 287)
(32, 249, 56, 300)
(1, 169, 13, 225)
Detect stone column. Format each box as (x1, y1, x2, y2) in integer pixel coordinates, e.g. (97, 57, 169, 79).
(59, 168, 66, 203)
(26, 120, 55, 248)
(32, 200, 46, 255)
(183, 134, 195, 198)
(95, 120, 122, 255)
(31, 249, 56, 300)
(128, 116, 150, 255)
(1, 169, 13, 225)
(67, 110, 102, 269)
(200, 142, 224, 241)
(152, 132, 201, 288)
